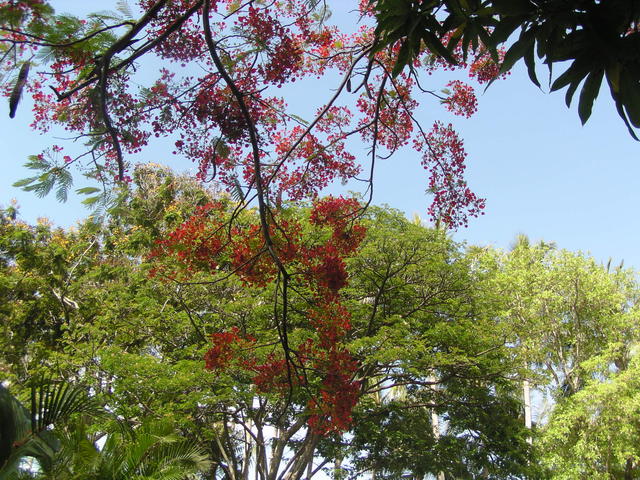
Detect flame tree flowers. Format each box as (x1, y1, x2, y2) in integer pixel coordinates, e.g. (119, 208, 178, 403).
(150, 195, 365, 435)
(1, 0, 501, 225)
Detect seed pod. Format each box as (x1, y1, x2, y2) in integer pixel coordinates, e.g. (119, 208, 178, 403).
(9, 62, 30, 119)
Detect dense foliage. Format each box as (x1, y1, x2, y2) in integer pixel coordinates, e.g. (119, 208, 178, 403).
(370, 0, 640, 138)
(0, 168, 528, 479)
(2, 1, 640, 478)
(1, 168, 639, 478)
(0, 379, 209, 480)
(0, 0, 507, 451)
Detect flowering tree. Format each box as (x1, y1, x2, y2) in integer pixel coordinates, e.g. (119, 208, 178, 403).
(0, 0, 505, 455)
(0, 172, 535, 479)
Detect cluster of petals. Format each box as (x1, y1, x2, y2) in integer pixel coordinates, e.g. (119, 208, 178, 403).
(153, 196, 363, 433)
(422, 122, 485, 228)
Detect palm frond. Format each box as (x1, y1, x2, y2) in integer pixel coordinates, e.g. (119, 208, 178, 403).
(0, 385, 25, 468)
(152, 441, 211, 477)
(116, 0, 135, 19)
(30, 381, 104, 433)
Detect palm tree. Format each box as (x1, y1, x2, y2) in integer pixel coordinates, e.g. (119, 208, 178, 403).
(50, 418, 210, 480)
(0, 382, 209, 480)
(0, 381, 104, 479)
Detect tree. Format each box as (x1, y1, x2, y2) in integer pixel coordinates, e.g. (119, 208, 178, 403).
(0, 0, 506, 452)
(150, 199, 535, 479)
(539, 354, 640, 479)
(0, 380, 104, 478)
(493, 240, 638, 397)
(369, 0, 640, 138)
(485, 239, 640, 478)
(0, 170, 535, 479)
(0, 0, 496, 226)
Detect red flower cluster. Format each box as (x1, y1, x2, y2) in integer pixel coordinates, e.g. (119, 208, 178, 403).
(469, 47, 508, 84)
(307, 346, 360, 434)
(238, 6, 303, 85)
(306, 197, 366, 299)
(149, 201, 226, 277)
(310, 301, 351, 347)
(156, 196, 364, 434)
(8, 0, 501, 228)
(204, 327, 247, 370)
(442, 80, 478, 118)
(248, 354, 291, 393)
(422, 122, 485, 228)
(312, 252, 348, 293)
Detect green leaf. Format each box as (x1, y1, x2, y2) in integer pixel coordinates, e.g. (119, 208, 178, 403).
(619, 69, 640, 128)
(55, 168, 73, 203)
(564, 78, 581, 108)
(476, 23, 497, 61)
(421, 29, 457, 65)
(550, 57, 591, 93)
(230, 177, 244, 204)
(499, 28, 535, 75)
(23, 172, 55, 198)
(577, 68, 603, 125)
(34, 46, 55, 65)
(461, 22, 476, 60)
(82, 195, 102, 206)
(12, 176, 39, 188)
(374, 14, 409, 42)
(76, 186, 102, 195)
(605, 62, 621, 95)
(613, 98, 639, 141)
(24, 154, 51, 170)
(523, 39, 540, 88)
(0, 385, 22, 467)
(392, 40, 412, 77)
(116, 0, 134, 19)
(30, 381, 103, 433)
(490, 15, 526, 45)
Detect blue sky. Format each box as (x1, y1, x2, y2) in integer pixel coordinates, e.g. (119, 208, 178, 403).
(450, 65, 639, 269)
(2, 1, 639, 270)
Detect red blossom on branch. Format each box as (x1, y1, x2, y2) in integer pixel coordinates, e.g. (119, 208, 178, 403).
(205, 327, 247, 370)
(442, 80, 478, 118)
(151, 196, 363, 433)
(422, 121, 485, 228)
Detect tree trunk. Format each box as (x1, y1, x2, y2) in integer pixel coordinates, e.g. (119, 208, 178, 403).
(306, 453, 313, 480)
(334, 456, 342, 480)
(624, 457, 634, 480)
(431, 408, 445, 480)
(279, 431, 319, 480)
(523, 378, 532, 445)
(429, 374, 445, 480)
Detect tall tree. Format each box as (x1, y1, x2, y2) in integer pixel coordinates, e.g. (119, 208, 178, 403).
(0, 0, 506, 466)
(486, 239, 640, 478)
(1, 170, 534, 479)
